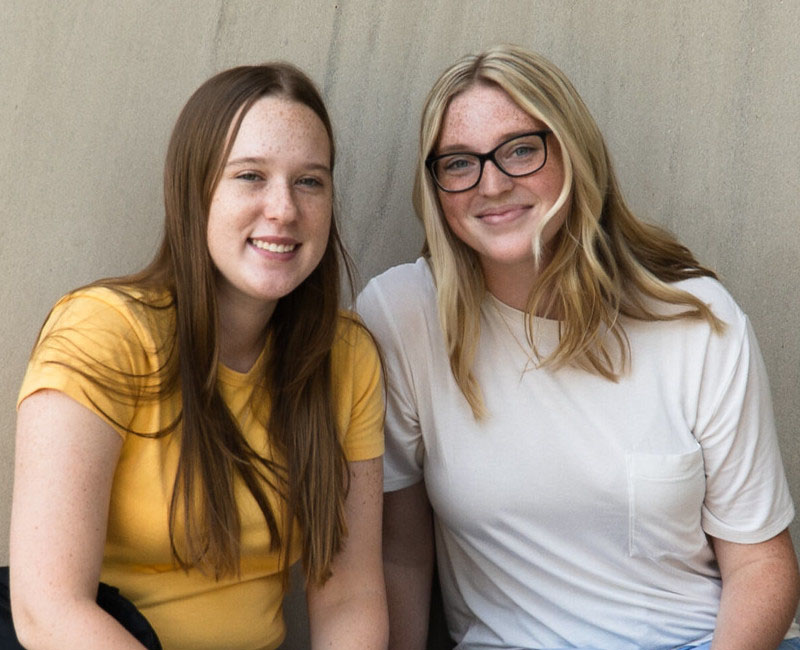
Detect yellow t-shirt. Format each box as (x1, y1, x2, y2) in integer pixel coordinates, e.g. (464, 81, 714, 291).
(17, 286, 384, 650)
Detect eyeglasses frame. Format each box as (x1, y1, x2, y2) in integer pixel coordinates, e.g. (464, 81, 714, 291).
(425, 129, 553, 193)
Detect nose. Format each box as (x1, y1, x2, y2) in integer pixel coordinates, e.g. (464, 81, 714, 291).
(262, 179, 299, 222)
(477, 159, 513, 196)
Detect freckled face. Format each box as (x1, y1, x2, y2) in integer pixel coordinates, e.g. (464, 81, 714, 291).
(435, 83, 568, 291)
(206, 95, 332, 320)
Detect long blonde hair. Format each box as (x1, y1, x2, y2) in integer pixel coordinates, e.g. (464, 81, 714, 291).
(414, 44, 722, 418)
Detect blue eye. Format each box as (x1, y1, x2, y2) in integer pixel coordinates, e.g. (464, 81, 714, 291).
(511, 145, 535, 157)
(297, 177, 324, 188)
(442, 156, 478, 174)
(236, 172, 263, 182)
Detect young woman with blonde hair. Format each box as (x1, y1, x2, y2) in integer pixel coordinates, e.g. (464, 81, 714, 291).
(10, 63, 388, 649)
(358, 44, 799, 649)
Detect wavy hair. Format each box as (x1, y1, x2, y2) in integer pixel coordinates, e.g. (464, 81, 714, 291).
(37, 63, 353, 584)
(414, 44, 722, 418)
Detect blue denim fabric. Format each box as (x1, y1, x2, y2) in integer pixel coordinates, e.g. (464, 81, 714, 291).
(677, 639, 800, 650)
(458, 636, 800, 649)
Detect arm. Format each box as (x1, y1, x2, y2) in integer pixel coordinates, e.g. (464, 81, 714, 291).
(306, 457, 388, 648)
(357, 272, 434, 648)
(710, 529, 800, 650)
(384, 481, 434, 650)
(10, 390, 146, 650)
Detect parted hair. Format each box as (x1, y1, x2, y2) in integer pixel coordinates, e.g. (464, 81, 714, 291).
(33, 63, 352, 584)
(413, 44, 722, 418)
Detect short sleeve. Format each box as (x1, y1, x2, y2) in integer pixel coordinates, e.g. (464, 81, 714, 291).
(332, 315, 385, 462)
(357, 270, 427, 492)
(696, 308, 795, 542)
(17, 288, 162, 440)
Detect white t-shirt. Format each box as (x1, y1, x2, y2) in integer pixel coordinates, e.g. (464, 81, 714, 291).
(357, 258, 797, 650)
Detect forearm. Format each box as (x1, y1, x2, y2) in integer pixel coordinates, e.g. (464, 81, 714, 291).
(384, 551, 433, 649)
(711, 548, 800, 649)
(383, 483, 434, 650)
(13, 598, 147, 650)
(307, 458, 388, 648)
(309, 589, 389, 649)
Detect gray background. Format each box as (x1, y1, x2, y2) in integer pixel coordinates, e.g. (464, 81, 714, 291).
(2, 1, 798, 645)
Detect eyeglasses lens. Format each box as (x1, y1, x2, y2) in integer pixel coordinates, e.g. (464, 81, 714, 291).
(431, 133, 547, 192)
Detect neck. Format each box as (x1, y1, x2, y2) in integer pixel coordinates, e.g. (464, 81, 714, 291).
(482, 256, 558, 317)
(486, 276, 532, 311)
(219, 326, 267, 373)
(216, 291, 276, 373)
(482, 258, 542, 312)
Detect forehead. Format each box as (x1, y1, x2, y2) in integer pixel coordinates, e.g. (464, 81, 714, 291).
(438, 83, 542, 150)
(228, 95, 330, 161)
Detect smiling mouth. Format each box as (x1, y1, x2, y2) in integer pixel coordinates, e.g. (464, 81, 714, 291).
(476, 205, 530, 220)
(250, 239, 298, 253)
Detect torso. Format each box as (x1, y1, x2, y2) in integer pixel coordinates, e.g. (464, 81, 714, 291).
(19, 286, 385, 650)
(358, 258, 796, 649)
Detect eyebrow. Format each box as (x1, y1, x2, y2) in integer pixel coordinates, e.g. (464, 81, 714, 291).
(435, 130, 543, 156)
(225, 156, 331, 172)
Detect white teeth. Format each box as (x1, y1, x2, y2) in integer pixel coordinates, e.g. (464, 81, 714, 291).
(251, 240, 297, 253)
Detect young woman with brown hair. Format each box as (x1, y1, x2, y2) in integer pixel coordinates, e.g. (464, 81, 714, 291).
(10, 63, 388, 649)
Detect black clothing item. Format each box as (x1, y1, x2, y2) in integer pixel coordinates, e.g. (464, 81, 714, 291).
(0, 566, 162, 649)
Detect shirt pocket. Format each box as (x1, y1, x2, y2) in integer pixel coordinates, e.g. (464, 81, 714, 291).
(626, 447, 707, 559)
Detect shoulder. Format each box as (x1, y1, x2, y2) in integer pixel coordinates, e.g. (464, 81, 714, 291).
(331, 312, 384, 448)
(362, 257, 435, 297)
(672, 276, 745, 325)
(622, 277, 754, 381)
(668, 276, 749, 345)
(632, 276, 747, 338)
(333, 311, 377, 352)
(46, 285, 173, 330)
(629, 278, 756, 393)
(331, 311, 380, 375)
(36, 284, 175, 367)
(357, 258, 437, 329)
(20, 285, 175, 429)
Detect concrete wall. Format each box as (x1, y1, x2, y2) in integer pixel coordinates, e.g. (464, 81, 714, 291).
(2, 1, 798, 645)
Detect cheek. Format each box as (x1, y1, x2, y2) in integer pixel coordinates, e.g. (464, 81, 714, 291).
(436, 198, 476, 251)
(205, 213, 226, 251)
(308, 210, 333, 257)
(542, 144, 568, 201)
(205, 225, 224, 271)
(205, 207, 239, 267)
(318, 218, 332, 248)
(547, 158, 567, 191)
(438, 194, 469, 232)
(314, 201, 333, 234)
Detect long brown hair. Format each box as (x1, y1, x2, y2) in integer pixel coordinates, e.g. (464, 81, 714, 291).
(415, 45, 723, 418)
(40, 63, 352, 584)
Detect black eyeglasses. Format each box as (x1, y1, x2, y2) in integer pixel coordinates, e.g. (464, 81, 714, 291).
(426, 130, 552, 193)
